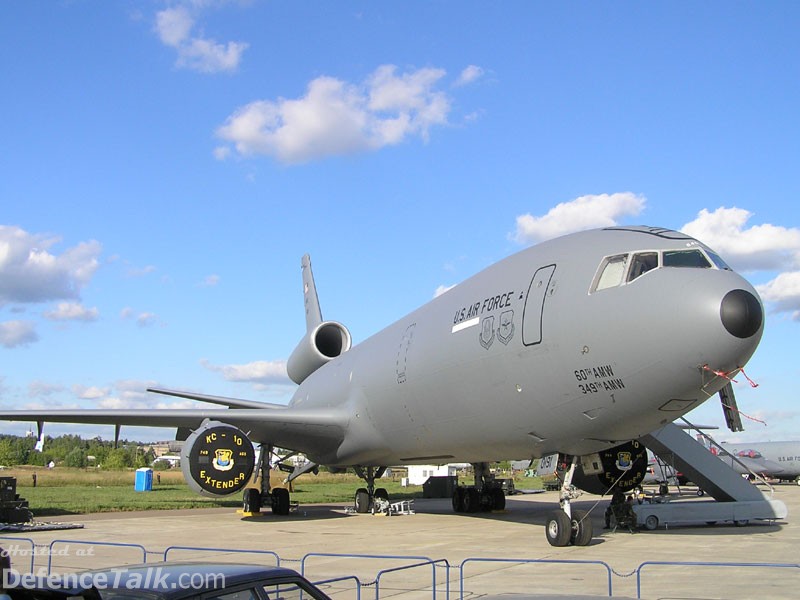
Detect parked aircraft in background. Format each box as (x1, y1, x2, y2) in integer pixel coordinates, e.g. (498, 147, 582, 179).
(720, 441, 800, 484)
(642, 451, 677, 486)
(0, 226, 765, 546)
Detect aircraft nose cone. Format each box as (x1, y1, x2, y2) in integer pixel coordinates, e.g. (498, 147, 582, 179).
(720, 289, 763, 339)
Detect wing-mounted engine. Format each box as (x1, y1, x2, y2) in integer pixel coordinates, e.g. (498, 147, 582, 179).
(286, 320, 352, 384)
(572, 440, 648, 495)
(181, 420, 256, 497)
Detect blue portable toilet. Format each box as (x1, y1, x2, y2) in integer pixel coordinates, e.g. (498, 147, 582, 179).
(134, 467, 153, 492)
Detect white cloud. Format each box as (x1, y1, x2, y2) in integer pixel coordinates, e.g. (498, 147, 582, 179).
(120, 307, 159, 327)
(0, 225, 101, 306)
(177, 38, 248, 73)
(136, 312, 158, 327)
(200, 274, 220, 287)
(0, 320, 38, 348)
(201, 359, 290, 384)
(681, 207, 800, 272)
(155, 6, 193, 47)
(72, 384, 109, 400)
(93, 380, 159, 409)
(126, 264, 157, 278)
(679, 207, 800, 321)
(513, 192, 646, 244)
(43, 302, 99, 322)
(154, 5, 247, 74)
(454, 65, 484, 87)
(28, 381, 65, 398)
(212, 145, 231, 160)
(756, 271, 800, 321)
(215, 64, 456, 164)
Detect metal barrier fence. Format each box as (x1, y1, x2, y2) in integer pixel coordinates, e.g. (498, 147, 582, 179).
(0, 536, 35, 573)
(2, 537, 799, 599)
(635, 560, 800, 599)
(47, 539, 148, 574)
(301, 553, 446, 600)
(374, 559, 450, 600)
(163, 545, 280, 567)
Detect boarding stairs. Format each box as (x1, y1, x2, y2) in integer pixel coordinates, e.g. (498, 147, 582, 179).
(635, 421, 787, 529)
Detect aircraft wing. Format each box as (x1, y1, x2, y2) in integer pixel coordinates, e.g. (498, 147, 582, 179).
(147, 387, 290, 410)
(0, 407, 347, 458)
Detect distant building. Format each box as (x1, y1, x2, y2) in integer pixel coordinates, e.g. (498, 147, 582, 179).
(152, 455, 181, 467)
(407, 464, 459, 486)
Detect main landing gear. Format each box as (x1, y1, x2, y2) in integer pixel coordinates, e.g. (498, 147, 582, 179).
(545, 456, 593, 547)
(352, 466, 390, 513)
(242, 445, 292, 516)
(451, 462, 506, 514)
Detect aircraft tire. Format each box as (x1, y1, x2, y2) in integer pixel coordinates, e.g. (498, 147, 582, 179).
(354, 488, 370, 513)
(546, 510, 571, 547)
(271, 488, 291, 515)
(463, 488, 480, 513)
(570, 509, 593, 546)
(374, 487, 389, 501)
(490, 487, 506, 511)
(243, 488, 261, 513)
(452, 487, 464, 513)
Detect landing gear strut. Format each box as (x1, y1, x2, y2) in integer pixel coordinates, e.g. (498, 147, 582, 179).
(545, 456, 593, 546)
(352, 466, 389, 513)
(451, 462, 506, 514)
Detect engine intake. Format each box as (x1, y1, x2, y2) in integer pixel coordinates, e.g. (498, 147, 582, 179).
(181, 420, 256, 497)
(287, 321, 352, 384)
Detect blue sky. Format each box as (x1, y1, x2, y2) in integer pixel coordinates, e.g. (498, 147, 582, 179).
(1, 2, 798, 444)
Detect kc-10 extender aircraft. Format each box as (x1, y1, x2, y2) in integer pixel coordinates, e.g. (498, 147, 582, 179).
(0, 226, 765, 546)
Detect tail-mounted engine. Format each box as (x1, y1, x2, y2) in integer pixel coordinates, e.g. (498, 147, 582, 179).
(572, 440, 648, 495)
(181, 420, 256, 497)
(286, 321, 352, 384)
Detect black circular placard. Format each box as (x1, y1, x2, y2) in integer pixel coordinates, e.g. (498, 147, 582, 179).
(181, 422, 255, 496)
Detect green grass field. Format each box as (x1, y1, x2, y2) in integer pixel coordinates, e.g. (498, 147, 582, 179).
(2, 466, 541, 516)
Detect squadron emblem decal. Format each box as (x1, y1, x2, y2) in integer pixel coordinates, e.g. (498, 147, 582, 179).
(615, 451, 633, 471)
(213, 448, 234, 472)
(498, 310, 515, 345)
(480, 316, 495, 349)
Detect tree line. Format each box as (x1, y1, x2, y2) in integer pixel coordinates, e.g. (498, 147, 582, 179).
(0, 434, 157, 470)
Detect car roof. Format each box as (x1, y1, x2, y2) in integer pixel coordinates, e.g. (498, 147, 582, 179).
(14, 563, 320, 600)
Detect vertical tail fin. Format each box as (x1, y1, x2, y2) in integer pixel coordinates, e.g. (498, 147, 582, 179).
(301, 254, 323, 331)
(288, 254, 352, 384)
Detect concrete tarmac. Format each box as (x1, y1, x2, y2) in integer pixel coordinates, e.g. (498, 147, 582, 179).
(2, 484, 799, 599)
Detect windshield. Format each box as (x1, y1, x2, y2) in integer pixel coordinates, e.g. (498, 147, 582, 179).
(592, 248, 727, 293)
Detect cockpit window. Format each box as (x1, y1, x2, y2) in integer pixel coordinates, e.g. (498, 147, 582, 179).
(706, 250, 731, 270)
(591, 247, 726, 293)
(595, 254, 627, 291)
(663, 249, 712, 268)
(627, 252, 659, 282)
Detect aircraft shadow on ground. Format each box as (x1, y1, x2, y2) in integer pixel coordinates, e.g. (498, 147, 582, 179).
(255, 495, 785, 541)
(240, 503, 353, 523)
